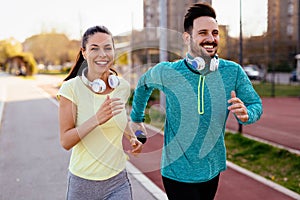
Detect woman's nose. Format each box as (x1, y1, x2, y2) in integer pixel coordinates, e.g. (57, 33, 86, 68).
(98, 48, 106, 56)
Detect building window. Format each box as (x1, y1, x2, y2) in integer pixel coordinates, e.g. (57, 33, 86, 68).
(287, 24, 293, 36)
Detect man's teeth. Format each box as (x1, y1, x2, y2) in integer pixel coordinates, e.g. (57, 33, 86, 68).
(203, 45, 214, 49)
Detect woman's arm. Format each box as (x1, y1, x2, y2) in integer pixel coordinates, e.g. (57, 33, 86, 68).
(59, 95, 123, 150)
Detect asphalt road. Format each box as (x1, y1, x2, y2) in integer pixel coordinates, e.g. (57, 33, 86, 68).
(0, 73, 299, 200)
(0, 74, 70, 200)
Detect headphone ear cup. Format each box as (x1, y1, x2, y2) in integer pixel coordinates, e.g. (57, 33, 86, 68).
(91, 79, 106, 93)
(108, 75, 120, 89)
(193, 57, 205, 70)
(209, 57, 219, 71)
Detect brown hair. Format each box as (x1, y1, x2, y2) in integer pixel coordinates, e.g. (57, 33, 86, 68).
(64, 25, 116, 81)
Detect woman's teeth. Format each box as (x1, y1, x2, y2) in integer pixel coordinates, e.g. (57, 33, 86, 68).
(96, 61, 108, 65)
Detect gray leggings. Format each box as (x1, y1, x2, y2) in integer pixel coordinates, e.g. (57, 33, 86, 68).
(66, 170, 133, 200)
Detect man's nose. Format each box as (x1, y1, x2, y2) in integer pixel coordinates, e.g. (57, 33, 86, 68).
(206, 34, 215, 42)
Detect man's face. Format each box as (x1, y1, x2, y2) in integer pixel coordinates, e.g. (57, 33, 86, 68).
(184, 16, 219, 58)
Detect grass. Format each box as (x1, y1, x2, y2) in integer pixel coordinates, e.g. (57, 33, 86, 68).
(47, 73, 300, 193)
(143, 107, 300, 194)
(253, 82, 300, 97)
(225, 133, 300, 194)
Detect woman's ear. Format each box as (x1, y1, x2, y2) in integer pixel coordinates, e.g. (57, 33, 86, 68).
(81, 48, 87, 60)
(182, 32, 190, 45)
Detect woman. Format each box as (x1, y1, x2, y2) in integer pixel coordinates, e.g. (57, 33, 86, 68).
(57, 25, 142, 200)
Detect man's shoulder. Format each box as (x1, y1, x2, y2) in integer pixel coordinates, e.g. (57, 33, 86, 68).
(218, 59, 243, 73)
(154, 59, 184, 69)
(219, 58, 240, 67)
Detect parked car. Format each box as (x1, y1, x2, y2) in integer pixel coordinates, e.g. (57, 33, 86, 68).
(289, 70, 298, 82)
(243, 64, 264, 80)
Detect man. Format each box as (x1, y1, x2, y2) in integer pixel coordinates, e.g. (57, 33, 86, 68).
(130, 3, 263, 200)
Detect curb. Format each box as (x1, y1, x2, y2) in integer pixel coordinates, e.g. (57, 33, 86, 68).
(226, 128, 300, 155)
(0, 84, 6, 128)
(227, 161, 300, 200)
(36, 82, 300, 199)
(145, 124, 300, 200)
(41, 86, 167, 200)
(126, 162, 168, 200)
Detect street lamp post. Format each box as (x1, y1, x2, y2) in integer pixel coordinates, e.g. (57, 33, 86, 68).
(271, 0, 276, 97)
(238, 0, 243, 133)
(159, 0, 167, 108)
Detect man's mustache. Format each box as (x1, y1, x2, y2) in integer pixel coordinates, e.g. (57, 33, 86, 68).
(200, 42, 217, 47)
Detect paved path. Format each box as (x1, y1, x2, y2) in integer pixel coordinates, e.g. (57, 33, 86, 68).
(0, 74, 162, 200)
(1, 73, 299, 200)
(226, 97, 300, 152)
(123, 126, 299, 200)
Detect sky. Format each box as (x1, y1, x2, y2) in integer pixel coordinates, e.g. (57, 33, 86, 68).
(213, 0, 268, 38)
(0, 0, 267, 43)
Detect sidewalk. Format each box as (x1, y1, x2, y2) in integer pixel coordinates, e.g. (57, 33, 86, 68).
(0, 74, 163, 200)
(0, 73, 299, 200)
(226, 97, 300, 153)
(123, 125, 300, 200)
(38, 74, 300, 199)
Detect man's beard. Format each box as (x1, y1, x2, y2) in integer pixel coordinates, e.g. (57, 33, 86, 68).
(189, 37, 217, 59)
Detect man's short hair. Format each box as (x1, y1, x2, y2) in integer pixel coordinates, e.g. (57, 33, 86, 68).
(184, 3, 217, 33)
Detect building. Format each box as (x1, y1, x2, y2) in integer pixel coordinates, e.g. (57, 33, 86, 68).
(144, 0, 212, 33)
(142, 0, 216, 61)
(267, 0, 300, 70)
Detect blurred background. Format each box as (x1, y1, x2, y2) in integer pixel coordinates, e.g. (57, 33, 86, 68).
(0, 0, 299, 88)
(1, 1, 299, 198)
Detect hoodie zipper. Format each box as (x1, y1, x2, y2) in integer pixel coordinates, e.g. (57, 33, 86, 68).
(198, 75, 205, 114)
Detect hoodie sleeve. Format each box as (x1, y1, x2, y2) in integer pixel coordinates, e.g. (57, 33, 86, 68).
(130, 62, 166, 122)
(235, 65, 263, 125)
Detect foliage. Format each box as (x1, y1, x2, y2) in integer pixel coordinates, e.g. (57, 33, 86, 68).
(0, 38, 23, 64)
(23, 33, 80, 65)
(10, 52, 37, 75)
(115, 52, 128, 66)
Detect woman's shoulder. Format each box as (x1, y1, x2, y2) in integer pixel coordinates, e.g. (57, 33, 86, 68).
(118, 77, 130, 87)
(61, 76, 81, 87)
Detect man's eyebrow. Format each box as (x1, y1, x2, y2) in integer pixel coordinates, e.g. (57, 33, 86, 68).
(197, 29, 208, 32)
(89, 44, 99, 47)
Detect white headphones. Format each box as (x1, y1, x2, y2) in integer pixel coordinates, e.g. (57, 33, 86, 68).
(81, 68, 120, 93)
(186, 54, 219, 72)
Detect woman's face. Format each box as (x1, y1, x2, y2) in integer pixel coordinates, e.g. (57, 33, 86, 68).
(82, 32, 115, 76)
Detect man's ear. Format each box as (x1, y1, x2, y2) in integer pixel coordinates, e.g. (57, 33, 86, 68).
(182, 32, 190, 45)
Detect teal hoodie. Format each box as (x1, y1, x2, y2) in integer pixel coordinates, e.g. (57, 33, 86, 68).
(130, 58, 262, 183)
